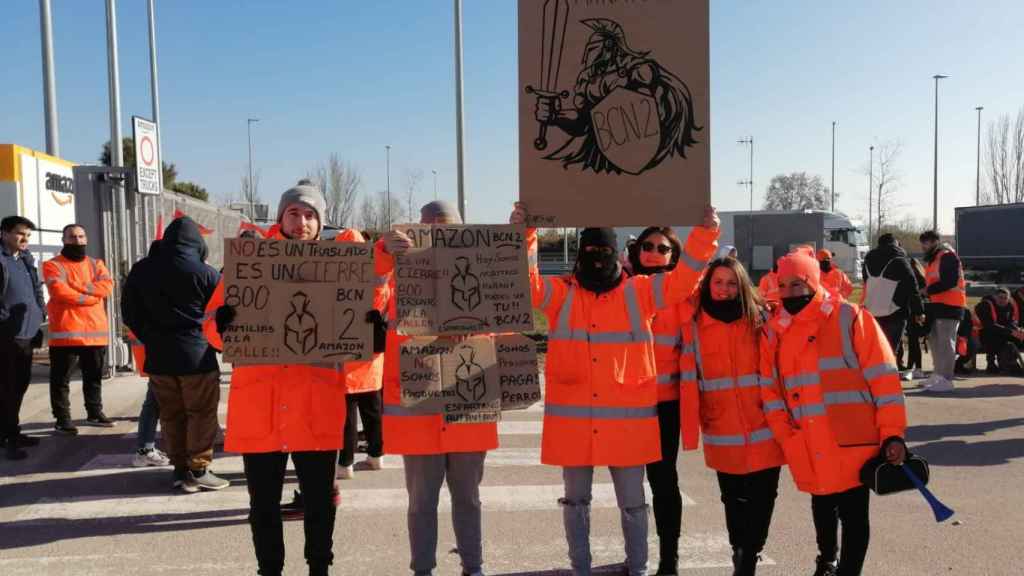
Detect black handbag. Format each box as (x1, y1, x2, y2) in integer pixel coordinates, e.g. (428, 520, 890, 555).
(860, 451, 930, 495)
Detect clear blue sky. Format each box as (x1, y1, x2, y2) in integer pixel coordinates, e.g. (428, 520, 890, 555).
(3, 0, 1021, 233)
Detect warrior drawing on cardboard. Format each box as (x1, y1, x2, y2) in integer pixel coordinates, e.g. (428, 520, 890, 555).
(454, 346, 487, 403)
(284, 291, 319, 355)
(527, 5, 701, 175)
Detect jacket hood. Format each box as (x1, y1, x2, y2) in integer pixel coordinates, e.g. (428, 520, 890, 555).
(162, 217, 208, 262)
(866, 242, 907, 275)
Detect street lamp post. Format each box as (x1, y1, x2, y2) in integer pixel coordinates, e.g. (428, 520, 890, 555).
(247, 118, 259, 220)
(432, 169, 438, 201)
(385, 145, 392, 228)
(868, 145, 875, 241)
(39, 0, 59, 156)
(454, 0, 467, 222)
(932, 74, 949, 231)
(975, 106, 984, 205)
(831, 121, 837, 212)
(737, 137, 754, 210)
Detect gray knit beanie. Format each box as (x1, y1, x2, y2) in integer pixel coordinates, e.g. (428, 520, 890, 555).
(420, 200, 462, 224)
(277, 178, 326, 231)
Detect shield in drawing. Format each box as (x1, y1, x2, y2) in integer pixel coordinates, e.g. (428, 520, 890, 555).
(590, 88, 662, 175)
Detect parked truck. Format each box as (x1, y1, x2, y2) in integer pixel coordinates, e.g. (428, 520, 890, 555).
(955, 203, 1024, 283)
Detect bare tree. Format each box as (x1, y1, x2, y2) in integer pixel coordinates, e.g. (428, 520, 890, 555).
(877, 214, 929, 254)
(357, 190, 407, 234)
(762, 172, 830, 211)
(403, 168, 424, 223)
(984, 107, 1024, 204)
(309, 154, 361, 228)
(873, 141, 902, 234)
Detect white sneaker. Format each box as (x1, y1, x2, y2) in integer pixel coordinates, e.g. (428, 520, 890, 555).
(920, 375, 939, 389)
(132, 448, 170, 467)
(338, 465, 355, 480)
(927, 377, 955, 392)
(365, 456, 383, 470)
(901, 371, 914, 382)
(912, 369, 927, 380)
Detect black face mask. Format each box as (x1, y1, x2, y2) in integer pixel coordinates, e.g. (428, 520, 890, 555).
(703, 297, 743, 323)
(61, 244, 87, 262)
(576, 249, 622, 294)
(820, 260, 833, 273)
(782, 294, 815, 316)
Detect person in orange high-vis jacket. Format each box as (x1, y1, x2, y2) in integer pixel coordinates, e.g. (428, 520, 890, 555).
(919, 230, 967, 391)
(378, 200, 497, 576)
(515, 203, 719, 576)
(817, 250, 853, 302)
(760, 246, 907, 576)
(209, 179, 360, 576)
(43, 224, 114, 432)
(625, 226, 699, 576)
(757, 260, 781, 311)
(680, 256, 785, 575)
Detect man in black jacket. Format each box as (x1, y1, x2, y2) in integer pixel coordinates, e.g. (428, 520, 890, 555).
(974, 289, 1024, 375)
(861, 234, 925, 380)
(122, 217, 228, 492)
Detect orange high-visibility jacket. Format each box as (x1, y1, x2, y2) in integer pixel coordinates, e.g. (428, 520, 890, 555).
(530, 226, 718, 467)
(127, 329, 147, 378)
(375, 239, 499, 455)
(758, 272, 780, 307)
(43, 255, 113, 347)
(335, 229, 390, 395)
(651, 302, 691, 404)
(820, 267, 854, 301)
(205, 231, 347, 454)
(681, 310, 785, 475)
(925, 248, 967, 308)
(760, 293, 906, 496)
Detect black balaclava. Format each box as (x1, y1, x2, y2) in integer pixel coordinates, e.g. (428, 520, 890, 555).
(61, 244, 87, 262)
(576, 227, 622, 294)
(782, 294, 815, 316)
(819, 259, 833, 273)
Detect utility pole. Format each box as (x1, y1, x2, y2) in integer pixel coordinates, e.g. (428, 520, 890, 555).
(39, 0, 59, 156)
(868, 145, 875, 241)
(144, 0, 162, 247)
(385, 145, 392, 228)
(831, 121, 837, 212)
(737, 137, 754, 210)
(247, 118, 259, 220)
(932, 74, 949, 231)
(454, 0, 467, 222)
(432, 169, 438, 201)
(975, 106, 984, 205)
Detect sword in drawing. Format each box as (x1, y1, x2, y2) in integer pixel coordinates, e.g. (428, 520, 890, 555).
(525, 0, 570, 151)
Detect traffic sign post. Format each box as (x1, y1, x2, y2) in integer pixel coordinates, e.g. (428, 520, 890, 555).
(132, 116, 161, 195)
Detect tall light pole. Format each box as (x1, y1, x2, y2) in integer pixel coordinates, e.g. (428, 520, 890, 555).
(385, 145, 392, 228)
(39, 0, 59, 156)
(432, 169, 438, 201)
(868, 145, 875, 241)
(146, 0, 162, 191)
(975, 106, 984, 205)
(247, 118, 259, 219)
(831, 121, 837, 212)
(454, 0, 467, 222)
(737, 137, 753, 210)
(932, 74, 948, 231)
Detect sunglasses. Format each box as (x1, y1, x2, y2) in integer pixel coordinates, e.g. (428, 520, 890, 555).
(641, 241, 673, 255)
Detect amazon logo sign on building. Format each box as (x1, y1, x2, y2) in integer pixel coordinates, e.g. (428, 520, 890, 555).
(45, 171, 75, 206)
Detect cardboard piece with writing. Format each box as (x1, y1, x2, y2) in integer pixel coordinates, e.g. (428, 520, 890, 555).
(399, 334, 541, 423)
(393, 224, 534, 336)
(222, 238, 376, 366)
(518, 0, 710, 226)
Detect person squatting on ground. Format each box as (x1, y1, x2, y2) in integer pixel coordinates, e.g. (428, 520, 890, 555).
(517, 202, 719, 576)
(681, 257, 785, 576)
(122, 216, 225, 494)
(817, 250, 853, 302)
(859, 233, 925, 381)
(377, 200, 493, 576)
(919, 230, 966, 392)
(0, 216, 46, 460)
(974, 288, 1024, 375)
(625, 226, 698, 575)
(760, 246, 907, 576)
(43, 224, 115, 432)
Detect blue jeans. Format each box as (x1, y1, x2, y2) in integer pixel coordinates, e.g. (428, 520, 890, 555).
(136, 381, 160, 449)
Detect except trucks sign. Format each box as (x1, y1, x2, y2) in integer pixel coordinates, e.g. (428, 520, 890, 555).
(221, 238, 376, 366)
(132, 116, 161, 196)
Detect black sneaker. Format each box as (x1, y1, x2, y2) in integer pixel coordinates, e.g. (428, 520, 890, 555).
(4, 439, 28, 460)
(812, 556, 838, 576)
(85, 413, 115, 427)
(54, 420, 79, 435)
(172, 467, 187, 490)
(15, 434, 40, 447)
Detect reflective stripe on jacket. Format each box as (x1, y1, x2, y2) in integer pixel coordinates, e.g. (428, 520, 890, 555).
(205, 231, 347, 454)
(652, 303, 689, 403)
(682, 310, 785, 475)
(43, 255, 112, 347)
(760, 293, 906, 496)
(375, 239, 499, 455)
(925, 249, 967, 308)
(530, 226, 718, 467)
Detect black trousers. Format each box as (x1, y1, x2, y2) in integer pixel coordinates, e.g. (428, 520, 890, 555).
(243, 450, 339, 575)
(49, 345, 106, 420)
(646, 400, 682, 544)
(716, 466, 781, 555)
(0, 337, 34, 441)
(812, 485, 870, 576)
(876, 314, 907, 360)
(339, 389, 383, 467)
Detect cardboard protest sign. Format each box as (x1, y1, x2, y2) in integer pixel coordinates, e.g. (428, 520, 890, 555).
(393, 224, 534, 336)
(518, 0, 710, 226)
(399, 334, 541, 423)
(222, 238, 376, 366)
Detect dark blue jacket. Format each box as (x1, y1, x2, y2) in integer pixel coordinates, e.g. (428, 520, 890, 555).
(122, 217, 220, 375)
(0, 248, 46, 340)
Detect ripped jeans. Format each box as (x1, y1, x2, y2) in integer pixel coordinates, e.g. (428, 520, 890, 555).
(560, 465, 648, 576)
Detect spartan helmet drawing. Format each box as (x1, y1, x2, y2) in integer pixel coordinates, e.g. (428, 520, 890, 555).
(283, 291, 318, 355)
(451, 256, 482, 312)
(454, 346, 487, 403)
